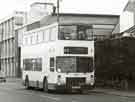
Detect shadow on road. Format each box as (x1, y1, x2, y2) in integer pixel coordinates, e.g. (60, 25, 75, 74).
(22, 87, 91, 95)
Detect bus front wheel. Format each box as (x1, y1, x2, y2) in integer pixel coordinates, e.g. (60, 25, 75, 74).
(43, 78, 48, 92)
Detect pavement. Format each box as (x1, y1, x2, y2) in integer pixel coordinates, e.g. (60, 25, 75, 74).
(5, 78, 135, 98)
(6, 77, 22, 83)
(91, 88, 135, 98)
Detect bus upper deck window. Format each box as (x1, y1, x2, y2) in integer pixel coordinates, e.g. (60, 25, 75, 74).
(78, 31, 86, 40)
(59, 26, 77, 40)
(59, 25, 93, 40)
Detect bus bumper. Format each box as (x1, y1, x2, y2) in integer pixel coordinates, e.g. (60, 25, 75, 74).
(55, 84, 95, 90)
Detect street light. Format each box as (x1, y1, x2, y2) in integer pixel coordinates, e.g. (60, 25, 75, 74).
(56, 0, 62, 39)
(57, 0, 60, 24)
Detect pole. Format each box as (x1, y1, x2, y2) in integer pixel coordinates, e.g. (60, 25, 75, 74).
(57, 0, 60, 38)
(92, 26, 95, 73)
(57, 0, 59, 24)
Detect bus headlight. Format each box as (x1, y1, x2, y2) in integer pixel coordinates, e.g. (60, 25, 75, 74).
(90, 75, 95, 85)
(57, 68, 61, 73)
(57, 75, 64, 85)
(86, 75, 95, 85)
(57, 82, 61, 86)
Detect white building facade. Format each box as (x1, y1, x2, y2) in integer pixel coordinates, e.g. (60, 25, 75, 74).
(0, 11, 25, 77)
(120, 0, 135, 33)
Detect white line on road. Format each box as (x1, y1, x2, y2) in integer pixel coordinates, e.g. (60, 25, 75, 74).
(72, 100, 78, 102)
(39, 95, 60, 101)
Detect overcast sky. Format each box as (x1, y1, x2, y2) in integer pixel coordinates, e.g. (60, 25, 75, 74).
(0, 0, 128, 19)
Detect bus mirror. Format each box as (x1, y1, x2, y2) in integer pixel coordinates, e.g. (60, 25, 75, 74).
(57, 68, 61, 73)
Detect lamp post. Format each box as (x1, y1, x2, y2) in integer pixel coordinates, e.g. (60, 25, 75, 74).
(57, 0, 60, 24)
(56, 0, 60, 39)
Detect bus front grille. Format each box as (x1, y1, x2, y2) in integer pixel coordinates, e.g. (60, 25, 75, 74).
(66, 77, 85, 88)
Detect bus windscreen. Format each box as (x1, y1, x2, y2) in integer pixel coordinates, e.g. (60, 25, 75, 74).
(56, 56, 93, 73)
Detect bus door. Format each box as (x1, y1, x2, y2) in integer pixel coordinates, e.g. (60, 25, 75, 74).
(49, 57, 56, 83)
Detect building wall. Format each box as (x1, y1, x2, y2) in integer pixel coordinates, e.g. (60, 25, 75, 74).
(120, 11, 134, 32)
(40, 14, 120, 39)
(121, 0, 135, 32)
(0, 12, 24, 77)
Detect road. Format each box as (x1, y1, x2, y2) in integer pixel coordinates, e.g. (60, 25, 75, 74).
(0, 81, 135, 102)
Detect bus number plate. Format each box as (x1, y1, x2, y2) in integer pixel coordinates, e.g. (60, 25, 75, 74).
(72, 86, 80, 89)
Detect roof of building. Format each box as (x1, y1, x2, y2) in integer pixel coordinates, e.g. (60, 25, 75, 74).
(124, 25, 135, 33)
(0, 11, 25, 24)
(52, 13, 119, 18)
(16, 12, 120, 34)
(30, 2, 54, 7)
(124, 0, 135, 11)
(40, 13, 119, 27)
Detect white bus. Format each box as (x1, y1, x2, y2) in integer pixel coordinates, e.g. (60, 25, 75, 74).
(22, 22, 95, 92)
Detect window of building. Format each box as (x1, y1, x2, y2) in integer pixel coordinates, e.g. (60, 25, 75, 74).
(38, 31, 44, 43)
(32, 33, 36, 44)
(6, 22, 8, 38)
(50, 27, 57, 41)
(30, 36, 33, 44)
(43, 30, 46, 41)
(36, 33, 39, 43)
(8, 20, 10, 34)
(45, 29, 49, 41)
(10, 20, 13, 37)
(27, 36, 31, 45)
(43, 31, 45, 41)
(12, 18, 15, 36)
(25, 37, 28, 45)
(49, 28, 52, 41)
(15, 17, 23, 26)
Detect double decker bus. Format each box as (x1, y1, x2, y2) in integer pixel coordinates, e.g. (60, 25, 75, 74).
(22, 22, 95, 92)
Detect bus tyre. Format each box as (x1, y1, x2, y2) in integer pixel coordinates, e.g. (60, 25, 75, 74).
(79, 89, 88, 94)
(25, 76, 29, 89)
(43, 78, 48, 92)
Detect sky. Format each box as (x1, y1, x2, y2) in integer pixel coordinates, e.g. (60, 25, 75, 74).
(0, 0, 129, 19)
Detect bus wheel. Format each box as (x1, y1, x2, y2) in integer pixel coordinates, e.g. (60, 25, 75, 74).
(79, 89, 88, 94)
(43, 78, 48, 92)
(25, 76, 29, 89)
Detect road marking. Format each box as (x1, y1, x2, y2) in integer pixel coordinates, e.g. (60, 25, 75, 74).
(0, 87, 13, 91)
(72, 100, 78, 102)
(0, 87, 61, 101)
(39, 95, 60, 101)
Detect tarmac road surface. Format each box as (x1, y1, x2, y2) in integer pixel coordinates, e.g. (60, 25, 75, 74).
(0, 80, 135, 102)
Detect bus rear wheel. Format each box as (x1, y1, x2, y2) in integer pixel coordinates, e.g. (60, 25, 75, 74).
(43, 78, 48, 92)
